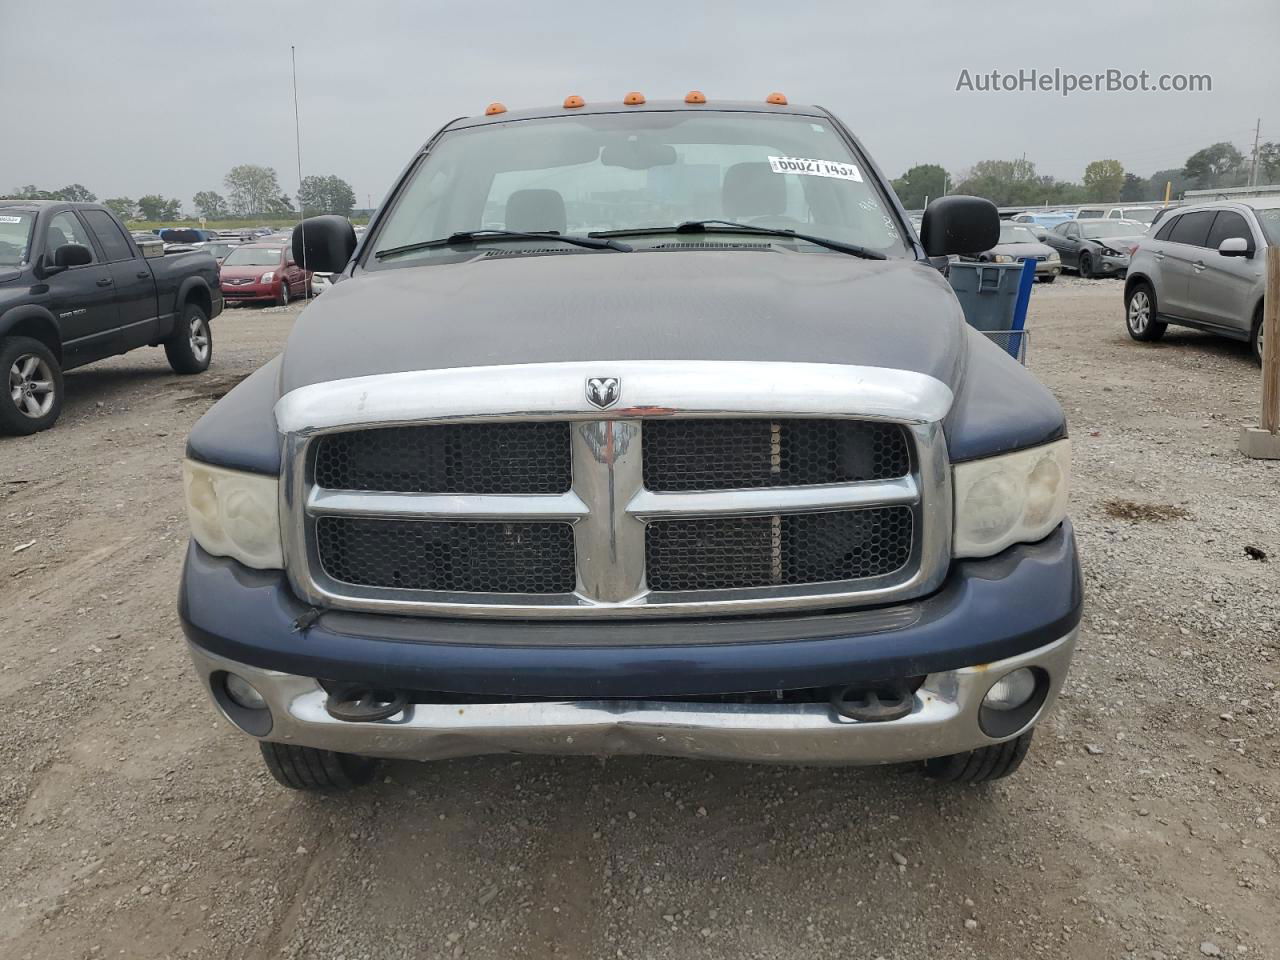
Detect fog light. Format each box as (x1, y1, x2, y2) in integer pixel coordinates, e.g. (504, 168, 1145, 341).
(982, 668, 1037, 712)
(224, 673, 267, 710)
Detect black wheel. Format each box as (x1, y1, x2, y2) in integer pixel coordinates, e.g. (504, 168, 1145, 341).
(1125, 281, 1166, 342)
(1251, 306, 1265, 367)
(1039, 274, 1057, 284)
(277, 279, 291, 306)
(1, 336, 64, 435)
(164, 302, 212, 374)
(1078, 252, 1094, 279)
(924, 730, 1033, 783)
(259, 741, 378, 792)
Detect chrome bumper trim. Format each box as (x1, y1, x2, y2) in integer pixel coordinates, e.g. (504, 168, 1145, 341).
(188, 629, 1076, 766)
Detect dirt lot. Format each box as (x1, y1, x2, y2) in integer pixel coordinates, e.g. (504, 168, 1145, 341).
(1, 280, 1277, 960)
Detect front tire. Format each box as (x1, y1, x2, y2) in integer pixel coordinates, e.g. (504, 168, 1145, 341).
(259, 741, 378, 791)
(924, 731, 1033, 783)
(1, 336, 64, 435)
(1125, 281, 1166, 342)
(165, 302, 213, 374)
(1039, 274, 1057, 284)
(277, 280, 291, 306)
(1251, 306, 1265, 366)
(1078, 252, 1094, 279)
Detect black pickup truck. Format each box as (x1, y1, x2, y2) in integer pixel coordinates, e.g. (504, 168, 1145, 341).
(179, 94, 1080, 793)
(0, 200, 222, 434)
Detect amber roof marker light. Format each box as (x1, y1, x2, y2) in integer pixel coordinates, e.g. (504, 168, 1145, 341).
(623, 91, 646, 105)
(485, 102, 507, 116)
(685, 90, 707, 104)
(563, 95, 585, 109)
(766, 92, 788, 105)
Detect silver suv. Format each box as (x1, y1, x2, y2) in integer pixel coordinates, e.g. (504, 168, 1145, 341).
(1124, 198, 1279, 364)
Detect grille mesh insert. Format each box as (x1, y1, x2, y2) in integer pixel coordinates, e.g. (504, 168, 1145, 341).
(646, 507, 913, 592)
(642, 419, 910, 491)
(313, 423, 572, 494)
(316, 517, 576, 594)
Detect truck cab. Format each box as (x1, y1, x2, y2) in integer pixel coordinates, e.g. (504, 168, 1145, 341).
(178, 93, 1080, 791)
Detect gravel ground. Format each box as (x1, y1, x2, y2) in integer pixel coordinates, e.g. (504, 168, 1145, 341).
(0, 280, 1276, 960)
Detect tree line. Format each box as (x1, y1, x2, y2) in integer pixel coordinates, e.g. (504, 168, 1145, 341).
(2, 166, 357, 222)
(891, 138, 1280, 209)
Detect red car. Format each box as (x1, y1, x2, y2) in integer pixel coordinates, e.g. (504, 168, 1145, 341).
(219, 243, 311, 305)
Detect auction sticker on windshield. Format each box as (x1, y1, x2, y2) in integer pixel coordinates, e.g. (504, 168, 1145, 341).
(0, 216, 24, 223)
(767, 157, 863, 182)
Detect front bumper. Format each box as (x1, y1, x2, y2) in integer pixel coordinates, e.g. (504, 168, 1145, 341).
(1035, 260, 1061, 278)
(221, 280, 278, 301)
(180, 523, 1082, 765)
(188, 629, 1076, 765)
(1097, 254, 1130, 275)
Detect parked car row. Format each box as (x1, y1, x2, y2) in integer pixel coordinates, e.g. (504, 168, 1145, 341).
(959, 222, 1062, 282)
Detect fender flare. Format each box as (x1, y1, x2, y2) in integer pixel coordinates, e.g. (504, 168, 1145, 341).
(1124, 272, 1151, 299)
(174, 275, 213, 314)
(0, 303, 63, 361)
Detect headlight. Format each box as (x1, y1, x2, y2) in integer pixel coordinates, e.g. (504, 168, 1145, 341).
(991, 254, 1013, 263)
(183, 459, 283, 569)
(260, 271, 275, 283)
(953, 440, 1070, 558)
(1047, 251, 1060, 261)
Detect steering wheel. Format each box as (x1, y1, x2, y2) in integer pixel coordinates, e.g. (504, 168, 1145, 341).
(744, 215, 808, 230)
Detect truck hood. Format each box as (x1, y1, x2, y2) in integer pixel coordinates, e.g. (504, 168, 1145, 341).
(278, 251, 969, 395)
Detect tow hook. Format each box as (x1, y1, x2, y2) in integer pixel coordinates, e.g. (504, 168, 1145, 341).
(829, 683, 913, 722)
(324, 688, 409, 722)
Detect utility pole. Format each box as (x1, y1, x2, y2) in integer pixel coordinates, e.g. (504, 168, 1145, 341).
(1249, 117, 1262, 188)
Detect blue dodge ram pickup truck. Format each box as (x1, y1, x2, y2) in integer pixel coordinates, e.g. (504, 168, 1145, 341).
(179, 94, 1080, 791)
(0, 200, 221, 434)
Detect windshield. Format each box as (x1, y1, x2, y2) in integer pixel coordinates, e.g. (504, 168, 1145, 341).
(1120, 207, 1158, 224)
(1081, 221, 1146, 239)
(1254, 207, 1280, 245)
(223, 246, 283, 266)
(998, 224, 1039, 244)
(0, 212, 35, 267)
(372, 111, 906, 264)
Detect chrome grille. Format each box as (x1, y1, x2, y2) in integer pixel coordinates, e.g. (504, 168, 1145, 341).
(643, 419, 910, 491)
(280, 361, 954, 619)
(316, 516, 575, 593)
(645, 507, 914, 592)
(313, 423, 571, 494)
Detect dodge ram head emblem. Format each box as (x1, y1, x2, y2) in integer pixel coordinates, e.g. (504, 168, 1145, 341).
(586, 377, 620, 410)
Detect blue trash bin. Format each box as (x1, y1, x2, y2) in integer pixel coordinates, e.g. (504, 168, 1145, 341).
(947, 260, 1036, 361)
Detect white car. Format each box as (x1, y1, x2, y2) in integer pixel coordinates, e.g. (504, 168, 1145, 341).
(310, 272, 336, 294)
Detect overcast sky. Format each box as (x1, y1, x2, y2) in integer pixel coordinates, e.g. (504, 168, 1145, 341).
(3, 0, 1278, 209)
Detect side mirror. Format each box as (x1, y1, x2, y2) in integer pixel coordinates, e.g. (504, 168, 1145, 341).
(1217, 236, 1253, 258)
(40, 243, 93, 277)
(920, 196, 1000, 257)
(54, 243, 93, 268)
(292, 216, 356, 274)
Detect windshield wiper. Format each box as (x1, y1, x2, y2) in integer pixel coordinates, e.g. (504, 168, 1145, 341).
(591, 220, 887, 260)
(375, 229, 631, 260)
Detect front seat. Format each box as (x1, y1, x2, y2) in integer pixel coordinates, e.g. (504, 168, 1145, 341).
(45, 227, 72, 255)
(722, 162, 787, 220)
(505, 189, 567, 234)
